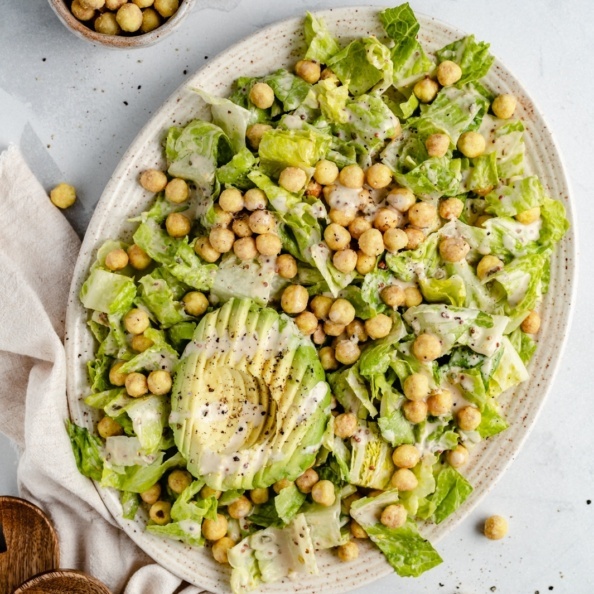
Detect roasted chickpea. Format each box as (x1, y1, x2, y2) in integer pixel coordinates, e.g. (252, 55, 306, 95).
(408, 202, 437, 229)
(230, 218, 251, 241)
(329, 298, 356, 326)
(348, 217, 372, 240)
(425, 133, 450, 158)
(209, 227, 235, 253)
(358, 228, 384, 257)
(366, 163, 392, 189)
(256, 233, 282, 256)
(521, 310, 541, 334)
(390, 468, 418, 491)
(246, 123, 272, 150)
(374, 208, 403, 233)
(446, 444, 469, 468)
(250, 488, 269, 505)
(439, 197, 464, 220)
(124, 308, 150, 335)
(228, 496, 252, 519)
(95, 12, 121, 34)
(339, 164, 365, 189)
(202, 514, 228, 541)
(131, 334, 153, 352)
(154, 0, 178, 17)
(515, 206, 541, 224)
(404, 286, 423, 307)
(80, 0, 104, 8)
(140, 483, 161, 504)
(413, 77, 439, 103)
(387, 187, 416, 212)
(140, 8, 161, 32)
(71, 0, 95, 21)
(457, 406, 482, 431)
(219, 188, 244, 213)
(279, 167, 307, 193)
(484, 515, 508, 540)
(296, 468, 319, 494)
(492, 94, 517, 119)
(383, 228, 408, 253)
(319, 346, 338, 371)
(165, 178, 189, 204)
(329, 208, 357, 227)
(439, 237, 470, 262)
(314, 160, 339, 185)
(272, 479, 293, 494)
(477, 255, 504, 280)
(109, 361, 127, 386)
(403, 373, 430, 401)
(324, 321, 346, 337)
(427, 389, 453, 416)
(295, 311, 318, 335)
(335, 340, 361, 365)
(281, 284, 309, 314)
(324, 223, 351, 251)
(165, 213, 191, 237)
(167, 469, 192, 494)
(334, 412, 358, 439)
(105, 248, 128, 271)
(97, 416, 124, 439)
(311, 480, 335, 506)
(147, 370, 172, 395)
(330, 249, 356, 274)
(295, 59, 321, 84)
(337, 541, 359, 562)
(405, 227, 425, 250)
(125, 372, 148, 397)
(276, 254, 298, 279)
(392, 444, 420, 469)
(195, 237, 221, 263)
(346, 319, 367, 342)
(354, 251, 374, 275)
(116, 3, 143, 32)
(249, 82, 275, 109)
(149, 500, 171, 525)
(364, 314, 393, 340)
(248, 210, 275, 234)
(402, 399, 428, 424)
(350, 520, 368, 539)
(437, 60, 462, 86)
(127, 244, 152, 270)
(457, 131, 486, 158)
(201, 486, 222, 500)
(212, 537, 236, 564)
(381, 285, 405, 308)
(233, 237, 258, 261)
(412, 333, 442, 362)
(380, 504, 408, 529)
(242, 189, 266, 213)
(310, 295, 334, 320)
(212, 205, 233, 228)
(312, 324, 326, 345)
(132, 0, 154, 8)
(306, 179, 322, 198)
(49, 183, 76, 209)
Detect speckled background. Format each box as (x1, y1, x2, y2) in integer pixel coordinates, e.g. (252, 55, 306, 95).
(1, 1, 593, 593)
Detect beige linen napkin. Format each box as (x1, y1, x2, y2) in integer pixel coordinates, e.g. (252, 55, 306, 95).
(0, 145, 205, 594)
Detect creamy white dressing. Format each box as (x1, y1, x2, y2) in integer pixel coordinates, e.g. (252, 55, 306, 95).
(178, 519, 202, 535)
(327, 183, 363, 212)
(104, 436, 158, 467)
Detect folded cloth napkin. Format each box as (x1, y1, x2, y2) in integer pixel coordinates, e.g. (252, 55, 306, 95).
(0, 146, 206, 594)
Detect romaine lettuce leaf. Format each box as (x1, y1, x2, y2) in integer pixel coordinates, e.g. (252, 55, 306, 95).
(348, 422, 395, 489)
(419, 275, 466, 307)
(303, 12, 341, 64)
(80, 268, 136, 316)
(217, 148, 258, 189)
(274, 483, 306, 524)
(435, 35, 494, 85)
(425, 464, 473, 524)
(485, 176, 545, 217)
(303, 497, 345, 549)
(66, 420, 104, 482)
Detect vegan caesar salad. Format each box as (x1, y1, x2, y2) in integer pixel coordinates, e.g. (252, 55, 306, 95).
(67, 4, 569, 592)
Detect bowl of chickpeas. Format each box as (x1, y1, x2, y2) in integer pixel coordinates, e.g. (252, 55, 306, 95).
(48, 0, 194, 48)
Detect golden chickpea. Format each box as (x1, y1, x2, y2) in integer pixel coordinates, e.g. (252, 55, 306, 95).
(520, 310, 541, 334)
(132, 0, 154, 7)
(332, 249, 358, 274)
(339, 164, 365, 189)
(140, 8, 161, 32)
(95, 12, 121, 35)
(273, 479, 293, 494)
(281, 284, 309, 314)
(311, 479, 335, 506)
(437, 60, 462, 86)
(71, 0, 95, 20)
(306, 180, 322, 198)
(80, 0, 104, 8)
(105, 248, 129, 271)
(329, 208, 357, 227)
(219, 188, 244, 213)
(324, 223, 351, 251)
(425, 133, 450, 158)
(324, 321, 345, 337)
(334, 412, 358, 439)
(457, 406, 482, 431)
(405, 227, 425, 250)
(256, 233, 282, 256)
(202, 514, 228, 541)
(427, 389, 453, 416)
(348, 520, 368, 540)
(276, 254, 298, 279)
(147, 370, 172, 395)
(296, 468, 319, 494)
(356, 251, 376, 274)
(457, 131, 486, 158)
(49, 183, 76, 209)
(154, 0, 179, 18)
(149, 500, 171, 525)
(109, 361, 127, 386)
(364, 314, 393, 339)
(249, 82, 275, 109)
(383, 228, 408, 253)
(167, 469, 192, 494)
(233, 237, 257, 260)
(374, 208, 403, 233)
(295, 59, 321, 84)
(319, 346, 338, 371)
(138, 170, 167, 194)
(484, 515, 508, 540)
(380, 504, 408, 529)
(492, 94, 517, 120)
(348, 216, 372, 240)
(408, 202, 437, 229)
(477, 255, 504, 280)
(337, 541, 359, 562)
(358, 228, 384, 257)
(116, 3, 143, 32)
(366, 163, 392, 189)
(403, 373, 430, 401)
(310, 295, 334, 320)
(346, 319, 367, 342)
(182, 291, 208, 317)
(164, 178, 189, 204)
(125, 372, 148, 397)
(439, 237, 470, 262)
(515, 206, 541, 225)
(200, 486, 222, 500)
(404, 286, 423, 307)
(97, 416, 124, 439)
(212, 205, 233, 228)
(328, 299, 355, 326)
(127, 244, 151, 270)
(195, 237, 221, 263)
(390, 468, 418, 491)
(232, 215, 253, 238)
(413, 77, 439, 103)
(314, 160, 339, 185)
(248, 210, 275, 234)
(412, 333, 442, 362)
(124, 308, 150, 335)
(392, 444, 420, 469)
(381, 285, 405, 308)
(295, 311, 318, 335)
(279, 167, 307, 193)
(212, 537, 236, 564)
(439, 197, 464, 220)
(228, 495, 252, 519)
(131, 334, 153, 352)
(335, 340, 361, 365)
(140, 483, 161, 504)
(250, 488, 269, 505)
(446, 444, 469, 468)
(206, 227, 233, 254)
(387, 187, 416, 212)
(165, 213, 191, 237)
(312, 324, 326, 345)
(246, 123, 272, 150)
(402, 399, 428, 424)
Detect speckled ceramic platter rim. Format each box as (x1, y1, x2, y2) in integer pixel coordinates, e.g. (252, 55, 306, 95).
(65, 7, 576, 594)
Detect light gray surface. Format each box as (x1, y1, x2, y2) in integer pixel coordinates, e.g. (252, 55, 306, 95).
(0, 1, 592, 593)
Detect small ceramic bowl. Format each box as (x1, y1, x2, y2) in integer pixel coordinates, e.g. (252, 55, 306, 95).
(47, 0, 195, 49)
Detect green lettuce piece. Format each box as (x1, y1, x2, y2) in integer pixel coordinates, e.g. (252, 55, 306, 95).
(84, 387, 123, 411)
(419, 275, 466, 307)
(124, 394, 170, 453)
(80, 269, 136, 316)
(217, 148, 258, 189)
(274, 483, 307, 524)
(449, 367, 487, 410)
(249, 500, 281, 528)
(466, 152, 499, 196)
(96, 314, 132, 360)
(381, 128, 428, 173)
(229, 76, 271, 124)
(276, 201, 324, 265)
(477, 398, 509, 438)
(328, 365, 378, 419)
(399, 454, 437, 516)
(479, 115, 525, 179)
(303, 497, 345, 549)
(168, 321, 197, 351)
(348, 422, 395, 489)
(103, 435, 162, 467)
(337, 285, 375, 320)
(540, 197, 570, 248)
(360, 269, 396, 317)
(385, 232, 440, 282)
(350, 490, 442, 577)
(316, 78, 349, 125)
(392, 156, 464, 200)
(121, 491, 140, 520)
(435, 35, 494, 85)
(446, 260, 498, 312)
(485, 176, 545, 217)
(168, 240, 218, 291)
(264, 69, 312, 112)
(303, 12, 341, 64)
(376, 377, 415, 446)
(66, 420, 104, 482)
(87, 354, 112, 393)
(486, 336, 529, 397)
(133, 218, 179, 265)
(118, 328, 179, 373)
(218, 489, 245, 506)
(248, 170, 300, 213)
(426, 464, 473, 523)
(509, 327, 537, 365)
(137, 268, 191, 328)
(310, 242, 355, 297)
(131, 193, 182, 225)
(414, 419, 459, 454)
(358, 314, 407, 379)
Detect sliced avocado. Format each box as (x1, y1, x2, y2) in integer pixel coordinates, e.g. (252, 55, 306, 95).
(171, 298, 331, 490)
